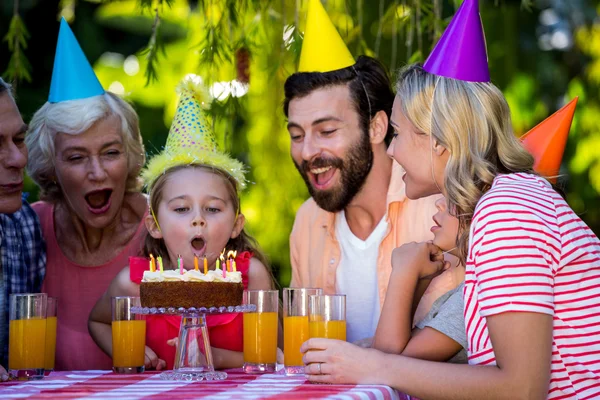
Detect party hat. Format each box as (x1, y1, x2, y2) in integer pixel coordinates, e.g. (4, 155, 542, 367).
(298, 0, 355, 73)
(142, 77, 246, 189)
(520, 97, 578, 183)
(48, 18, 105, 103)
(423, 0, 490, 82)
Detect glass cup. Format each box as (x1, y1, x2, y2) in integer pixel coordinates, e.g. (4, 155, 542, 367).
(308, 294, 347, 341)
(243, 290, 279, 373)
(283, 288, 322, 375)
(44, 297, 57, 375)
(111, 297, 146, 373)
(9, 293, 47, 380)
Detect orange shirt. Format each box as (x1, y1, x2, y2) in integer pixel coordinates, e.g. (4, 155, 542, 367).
(289, 162, 464, 324)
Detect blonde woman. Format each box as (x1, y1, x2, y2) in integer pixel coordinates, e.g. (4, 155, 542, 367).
(300, 63, 600, 399)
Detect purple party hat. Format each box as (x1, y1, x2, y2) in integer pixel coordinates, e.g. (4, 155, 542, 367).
(423, 0, 490, 82)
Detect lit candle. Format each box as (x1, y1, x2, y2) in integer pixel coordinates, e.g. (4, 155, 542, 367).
(220, 253, 226, 278)
(178, 255, 183, 275)
(203, 256, 208, 275)
(194, 255, 199, 271)
(149, 254, 156, 272)
(157, 256, 164, 272)
(216, 258, 220, 271)
(226, 259, 231, 272)
(232, 250, 237, 272)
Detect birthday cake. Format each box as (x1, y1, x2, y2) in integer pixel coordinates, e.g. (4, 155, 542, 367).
(139, 269, 243, 309)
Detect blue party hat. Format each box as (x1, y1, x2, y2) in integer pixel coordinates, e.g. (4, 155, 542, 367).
(48, 18, 105, 103)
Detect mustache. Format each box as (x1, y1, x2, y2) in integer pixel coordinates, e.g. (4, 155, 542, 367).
(301, 156, 343, 173)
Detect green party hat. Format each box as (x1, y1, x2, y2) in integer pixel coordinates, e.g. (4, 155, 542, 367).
(142, 77, 246, 190)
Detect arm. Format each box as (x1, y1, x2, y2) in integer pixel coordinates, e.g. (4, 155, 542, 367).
(303, 311, 552, 400)
(289, 218, 301, 288)
(88, 266, 139, 356)
(373, 242, 447, 354)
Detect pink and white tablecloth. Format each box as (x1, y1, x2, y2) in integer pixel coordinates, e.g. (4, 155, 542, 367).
(0, 369, 412, 399)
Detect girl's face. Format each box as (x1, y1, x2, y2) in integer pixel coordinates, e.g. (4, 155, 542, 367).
(431, 197, 459, 253)
(387, 96, 448, 199)
(147, 167, 244, 269)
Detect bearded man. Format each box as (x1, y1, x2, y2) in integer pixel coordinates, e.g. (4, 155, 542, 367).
(284, 0, 462, 343)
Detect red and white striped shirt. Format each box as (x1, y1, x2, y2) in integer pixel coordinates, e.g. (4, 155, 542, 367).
(464, 173, 600, 399)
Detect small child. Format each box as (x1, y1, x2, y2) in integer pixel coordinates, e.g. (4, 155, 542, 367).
(88, 78, 275, 370)
(373, 197, 467, 363)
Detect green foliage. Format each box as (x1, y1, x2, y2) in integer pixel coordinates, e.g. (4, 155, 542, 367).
(3, 0, 600, 288)
(3, 13, 32, 83)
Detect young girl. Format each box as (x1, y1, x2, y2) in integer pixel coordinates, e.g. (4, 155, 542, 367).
(88, 79, 274, 370)
(373, 197, 467, 364)
(300, 1, 600, 398)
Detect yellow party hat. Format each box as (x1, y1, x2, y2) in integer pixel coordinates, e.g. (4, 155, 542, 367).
(142, 77, 246, 190)
(298, 0, 355, 73)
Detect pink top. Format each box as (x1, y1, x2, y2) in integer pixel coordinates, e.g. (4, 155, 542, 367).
(33, 201, 147, 371)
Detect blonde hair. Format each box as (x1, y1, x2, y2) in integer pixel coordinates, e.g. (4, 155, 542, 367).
(396, 64, 535, 262)
(25, 92, 145, 202)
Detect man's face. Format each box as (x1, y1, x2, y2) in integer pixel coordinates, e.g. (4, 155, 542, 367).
(0, 92, 27, 214)
(287, 85, 373, 212)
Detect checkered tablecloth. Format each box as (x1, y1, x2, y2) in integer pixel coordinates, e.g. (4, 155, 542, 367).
(0, 369, 411, 399)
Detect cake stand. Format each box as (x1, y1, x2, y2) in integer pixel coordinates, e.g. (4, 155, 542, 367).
(131, 304, 256, 381)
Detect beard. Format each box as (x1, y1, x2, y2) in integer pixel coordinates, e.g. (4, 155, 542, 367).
(294, 133, 374, 213)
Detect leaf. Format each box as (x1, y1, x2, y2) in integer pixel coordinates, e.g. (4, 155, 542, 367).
(2, 14, 32, 83)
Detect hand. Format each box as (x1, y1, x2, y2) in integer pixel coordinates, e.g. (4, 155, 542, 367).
(0, 364, 8, 381)
(301, 338, 385, 385)
(277, 347, 284, 364)
(353, 337, 373, 348)
(391, 242, 449, 281)
(144, 346, 167, 371)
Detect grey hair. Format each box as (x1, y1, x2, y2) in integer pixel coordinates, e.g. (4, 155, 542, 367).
(0, 77, 14, 99)
(26, 92, 146, 202)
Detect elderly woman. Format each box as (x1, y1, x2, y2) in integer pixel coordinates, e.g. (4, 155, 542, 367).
(26, 89, 147, 370)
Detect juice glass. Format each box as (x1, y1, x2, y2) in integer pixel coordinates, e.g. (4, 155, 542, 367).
(111, 296, 146, 373)
(283, 288, 322, 375)
(243, 290, 278, 373)
(9, 293, 47, 380)
(309, 294, 346, 341)
(44, 297, 57, 374)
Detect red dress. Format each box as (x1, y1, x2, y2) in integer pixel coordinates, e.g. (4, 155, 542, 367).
(129, 252, 251, 370)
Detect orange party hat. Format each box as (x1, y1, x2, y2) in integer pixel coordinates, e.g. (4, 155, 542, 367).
(520, 97, 578, 183)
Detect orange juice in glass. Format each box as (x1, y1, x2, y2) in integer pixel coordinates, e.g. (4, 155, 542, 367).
(309, 294, 347, 341)
(9, 293, 47, 380)
(44, 297, 58, 374)
(283, 288, 322, 375)
(111, 297, 146, 373)
(243, 290, 279, 373)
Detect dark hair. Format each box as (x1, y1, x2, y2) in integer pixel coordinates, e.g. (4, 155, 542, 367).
(283, 55, 395, 144)
(142, 164, 276, 288)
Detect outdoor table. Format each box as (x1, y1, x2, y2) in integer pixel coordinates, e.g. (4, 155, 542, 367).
(0, 368, 413, 399)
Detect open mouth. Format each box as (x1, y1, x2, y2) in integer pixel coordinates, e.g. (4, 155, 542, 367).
(85, 189, 112, 214)
(309, 166, 337, 189)
(191, 236, 207, 255)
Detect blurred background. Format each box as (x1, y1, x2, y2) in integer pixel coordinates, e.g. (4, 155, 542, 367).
(2, 0, 599, 287)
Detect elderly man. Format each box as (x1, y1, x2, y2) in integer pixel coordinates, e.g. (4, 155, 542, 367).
(0, 78, 46, 380)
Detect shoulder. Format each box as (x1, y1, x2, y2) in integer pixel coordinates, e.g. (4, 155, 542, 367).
(247, 257, 273, 290)
(473, 173, 558, 228)
(294, 198, 326, 221)
(29, 200, 52, 227)
(291, 198, 330, 238)
(9, 199, 43, 231)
